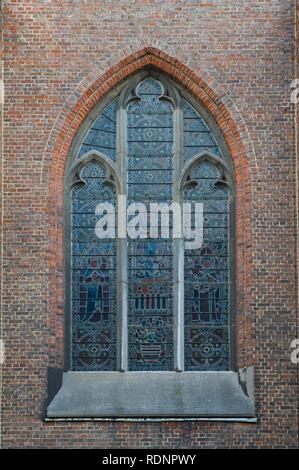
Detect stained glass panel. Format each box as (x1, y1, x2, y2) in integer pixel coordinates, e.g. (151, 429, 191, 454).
(184, 160, 230, 371)
(127, 78, 174, 370)
(71, 161, 117, 370)
(183, 100, 221, 161)
(78, 100, 117, 160)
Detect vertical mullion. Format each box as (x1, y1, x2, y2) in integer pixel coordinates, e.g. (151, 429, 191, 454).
(116, 106, 128, 371)
(173, 104, 185, 371)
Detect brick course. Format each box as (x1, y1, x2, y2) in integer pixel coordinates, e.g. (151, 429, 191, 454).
(1, 0, 298, 448)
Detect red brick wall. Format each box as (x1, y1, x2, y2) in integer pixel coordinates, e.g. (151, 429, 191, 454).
(2, 0, 298, 448)
(296, 0, 299, 363)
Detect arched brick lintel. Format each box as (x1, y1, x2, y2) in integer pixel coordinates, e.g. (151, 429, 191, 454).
(48, 47, 253, 368)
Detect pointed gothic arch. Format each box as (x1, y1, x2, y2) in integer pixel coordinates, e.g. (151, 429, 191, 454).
(47, 48, 253, 372)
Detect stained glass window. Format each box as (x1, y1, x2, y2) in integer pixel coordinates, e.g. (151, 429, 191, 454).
(68, 73, 234, 373)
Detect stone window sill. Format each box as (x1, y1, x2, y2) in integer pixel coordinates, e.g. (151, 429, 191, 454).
(46, 367, 255, 420)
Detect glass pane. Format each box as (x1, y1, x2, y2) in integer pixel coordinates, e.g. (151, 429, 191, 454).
(184, 160, 230, 371)
(127, 78, 174, 370)
(183, 100, 221, 161)
(78, 100, 117, 160)
(71, 161, 117, 370)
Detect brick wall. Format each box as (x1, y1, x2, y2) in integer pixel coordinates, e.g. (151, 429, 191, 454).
(2, 0, 298, 448)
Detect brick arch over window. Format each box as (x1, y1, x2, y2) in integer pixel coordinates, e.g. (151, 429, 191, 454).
(47, 47, 253, 370)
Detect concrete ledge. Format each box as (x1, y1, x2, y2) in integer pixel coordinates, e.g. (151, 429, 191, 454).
(47, 369, 255, 419)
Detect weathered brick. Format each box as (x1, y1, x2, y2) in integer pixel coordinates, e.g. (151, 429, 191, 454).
(1, 0, 298, 449)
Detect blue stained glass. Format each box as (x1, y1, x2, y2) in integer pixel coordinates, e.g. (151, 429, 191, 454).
(77, 100, 117, 161)
(137, 78, 163, 95)
(69, 76, 233, 373)
(184, 160, 230, 371)
(183, 100, 221, 161)
(184, 327, 229, 371)
(71, 161, 117, 370)
(127, 79, 174, 370)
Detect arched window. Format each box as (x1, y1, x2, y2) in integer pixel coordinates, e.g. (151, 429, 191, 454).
(64, 72, 235, 373)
